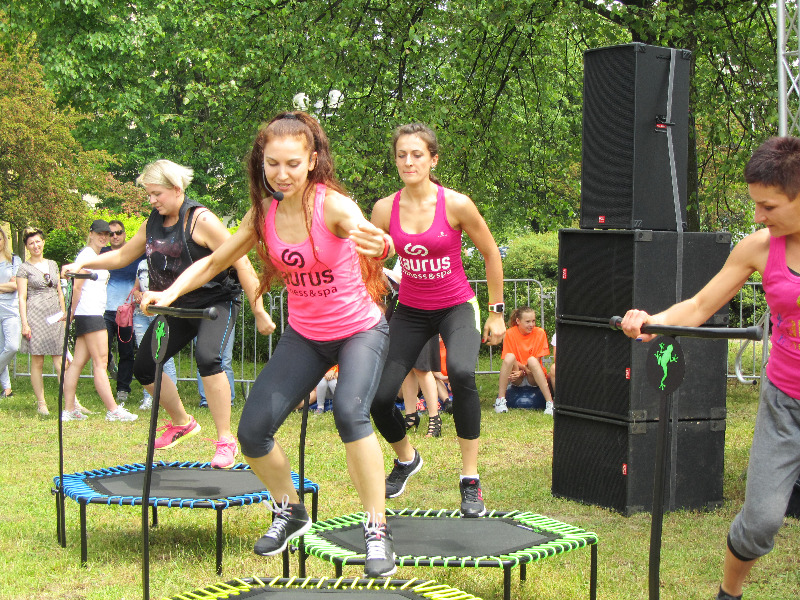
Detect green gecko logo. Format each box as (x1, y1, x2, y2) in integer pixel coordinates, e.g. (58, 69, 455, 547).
(155, 320, 166, 360)
(654, 342, 678, 390)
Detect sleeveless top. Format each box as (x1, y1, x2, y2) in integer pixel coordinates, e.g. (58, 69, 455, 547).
(763, 235, 800, 399)
(265, 183, 381, 340)
(389, 184, 475, 310)
(145, 197, 241, 309)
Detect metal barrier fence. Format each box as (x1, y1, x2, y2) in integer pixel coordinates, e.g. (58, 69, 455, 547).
(13, 278, 766, 391)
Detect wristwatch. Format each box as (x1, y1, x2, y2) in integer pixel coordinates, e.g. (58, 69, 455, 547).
(488, 303, 505, 313)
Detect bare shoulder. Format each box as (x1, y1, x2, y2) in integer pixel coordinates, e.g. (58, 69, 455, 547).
(371, 194, 394, 228)
(733, 228, 771, 274)
(442, 187, 473, 210)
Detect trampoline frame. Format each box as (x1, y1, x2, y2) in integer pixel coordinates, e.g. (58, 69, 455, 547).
(162, 576, 484, 600)
(295, 508, 598, 600)
(52, 460, 319, 574)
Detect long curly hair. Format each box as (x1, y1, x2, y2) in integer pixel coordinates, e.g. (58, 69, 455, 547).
(246, 111, 386, 302)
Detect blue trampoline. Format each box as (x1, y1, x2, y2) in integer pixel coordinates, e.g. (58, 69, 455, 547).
(52, 460, 319, 574)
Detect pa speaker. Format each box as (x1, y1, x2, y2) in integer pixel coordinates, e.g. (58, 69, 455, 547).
(554, 320, 727, 421)
(580, 43, 691, 230)
(551, 409, 725, 515)
(556, 229, 731, 326)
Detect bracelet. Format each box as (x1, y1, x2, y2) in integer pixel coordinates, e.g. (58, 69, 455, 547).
(374, 234, 391, 260)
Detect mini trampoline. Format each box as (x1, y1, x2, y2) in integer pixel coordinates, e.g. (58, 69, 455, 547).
(296, 509, 598, 600)
(52, 460, 319, 574)
(162, 576, 484, 600)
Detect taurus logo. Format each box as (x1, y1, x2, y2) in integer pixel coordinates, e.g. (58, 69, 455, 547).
(281, 250, 305, 268)
(404, 244, 429, 257)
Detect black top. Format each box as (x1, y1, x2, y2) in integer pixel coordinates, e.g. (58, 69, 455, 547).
(144, 198, 241, 308)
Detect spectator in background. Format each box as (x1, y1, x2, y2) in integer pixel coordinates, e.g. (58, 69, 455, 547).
(16, 228, 67, 416)
(313, 365, 338, 414)
(401, 336, 443, 437)
(101, 220, 142, 404)
(548, 332, 556, 411)
(495, 306, 553, 415)
(0, 228, 21, 399)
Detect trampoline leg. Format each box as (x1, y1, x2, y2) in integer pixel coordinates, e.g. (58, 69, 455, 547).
(152, 504, 158, 527)
(520, 563, 526, 582)
(298, 536, 306, 578)
(590, 543, 598, 600)
(311, 490, 318, 522)
(335, 561, 343, 578)
(503, 565, 511, 600)
(54, 489, 64, 546)
(216, 508, 223, 575)
(80, 502, 87, 566)
(282, 548, 289, 577)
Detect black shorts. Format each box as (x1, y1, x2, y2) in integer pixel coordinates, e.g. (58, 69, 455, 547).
(74, 315, 106, 337)
(413, 335, 441, 371)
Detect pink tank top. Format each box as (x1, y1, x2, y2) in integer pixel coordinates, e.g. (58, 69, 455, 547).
(389, 185, 475, 310)
(763, 235, 800, 399)
(265, 183, 381, 341)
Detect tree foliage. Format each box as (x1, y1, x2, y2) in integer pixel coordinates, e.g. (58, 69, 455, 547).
(2, 0, 782, 241)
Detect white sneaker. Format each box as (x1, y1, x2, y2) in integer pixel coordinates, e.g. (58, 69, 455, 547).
(106, 404, 138, 422)
(61, 409, 87, 421)
(544, 401, 554, 416)
(139, 396, 152, 411)
(494, 397, 508, 413)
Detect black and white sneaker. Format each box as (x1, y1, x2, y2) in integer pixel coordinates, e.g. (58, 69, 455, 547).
(363, 518, 397, 578)
(716, 587, 742, 600)
(459, 477, 487, 517)
(385, 449, 423, 498)
(253, 497, 312, 556)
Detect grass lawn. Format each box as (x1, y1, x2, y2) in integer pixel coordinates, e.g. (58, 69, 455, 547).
(1, 367, 798, 600)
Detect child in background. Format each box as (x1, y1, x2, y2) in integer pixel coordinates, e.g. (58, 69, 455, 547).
(495, 306, 553, 414)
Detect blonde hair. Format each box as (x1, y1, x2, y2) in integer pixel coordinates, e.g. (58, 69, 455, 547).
(136, 159, 194, 192)
(0, 229, 10, 262)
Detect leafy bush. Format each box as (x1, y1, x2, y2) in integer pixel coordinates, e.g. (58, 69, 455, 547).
(43, 227, 84, 266)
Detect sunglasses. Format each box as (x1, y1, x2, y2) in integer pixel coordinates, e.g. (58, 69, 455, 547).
(43, 273, 55, 288)
(109, 230, 125, 237)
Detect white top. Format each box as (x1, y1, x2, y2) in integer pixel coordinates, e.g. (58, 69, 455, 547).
(74, 247, 110, 316)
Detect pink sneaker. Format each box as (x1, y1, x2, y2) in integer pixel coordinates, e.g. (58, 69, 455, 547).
(153, 417, 201, 449)
(210, 437, 238, 469)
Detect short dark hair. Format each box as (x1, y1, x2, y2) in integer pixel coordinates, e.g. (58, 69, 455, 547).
(744, 136, 800, 200)
(23, 228, 44, 244)
(109, 220, 124, 230)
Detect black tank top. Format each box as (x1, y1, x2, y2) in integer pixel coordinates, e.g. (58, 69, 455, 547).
(145, 198, 241, 308)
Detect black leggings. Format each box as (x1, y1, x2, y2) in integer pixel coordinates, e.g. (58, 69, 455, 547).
(238, 318, 389, 458)
(133, 299, 239, 385)
(370, 299, 481, 442)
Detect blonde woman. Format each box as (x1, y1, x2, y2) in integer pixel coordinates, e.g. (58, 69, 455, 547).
(16, 228, 67, 415)
(0, 229, 21, 399)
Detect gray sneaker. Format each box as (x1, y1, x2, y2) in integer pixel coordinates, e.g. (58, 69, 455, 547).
(61, 409, 87, 422)
(116, 391, 129, 403)
(106, 404, 138, 422)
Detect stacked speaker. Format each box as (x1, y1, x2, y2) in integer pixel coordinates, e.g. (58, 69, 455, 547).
(551, 43, 730, 515)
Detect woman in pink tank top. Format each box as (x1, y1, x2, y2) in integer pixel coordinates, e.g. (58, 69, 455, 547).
(369, 123, 505, 518)
(141, 111, 398, 578)
(621, 136, 800, 600)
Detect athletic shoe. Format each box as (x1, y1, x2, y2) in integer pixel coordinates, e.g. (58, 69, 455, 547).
(459, 477, 487, 517)
(116, 391, 129, 403)
(716, 588, 743, 600)
(253, 498, 312, 556)
(154, 417, 201, 449)
(544, 400, 554, 416)
(199, 399, 208, 408)
(106, 404, 138, 422)
(494, 397, 508, 413)
(75, 398, 93, 414)
(363, 517, 397, 578)
(139, 397, 152, 411)
(210, 437, 238, 469)
(385, 449, 423, 498)
(61, 409, 87, 421)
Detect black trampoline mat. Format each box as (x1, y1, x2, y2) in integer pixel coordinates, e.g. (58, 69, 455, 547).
(88, 466, 267, 500)
(320, 516, 560, 558)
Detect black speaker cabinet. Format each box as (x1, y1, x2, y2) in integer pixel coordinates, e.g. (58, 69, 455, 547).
(552, 409, 725, 515)
(580, 43, 691, 231)
(557, 229, 731, 326)
(555, 320, 727, 421)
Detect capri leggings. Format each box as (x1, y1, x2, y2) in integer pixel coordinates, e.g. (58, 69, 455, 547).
(133, 298, 239, 386)
(727, 376, 800, 561)
(370, 298, 481, 443)
(238, 318, 389, 458)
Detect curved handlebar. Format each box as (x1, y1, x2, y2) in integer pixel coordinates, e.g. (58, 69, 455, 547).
(146, 306, 218, 320)
(609, 316, 763, 341)
(65, 272, 98, 281)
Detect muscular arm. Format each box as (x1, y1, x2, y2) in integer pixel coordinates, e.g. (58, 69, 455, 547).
(62, 226, 147, 274)
(324, 190, 393, 259)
